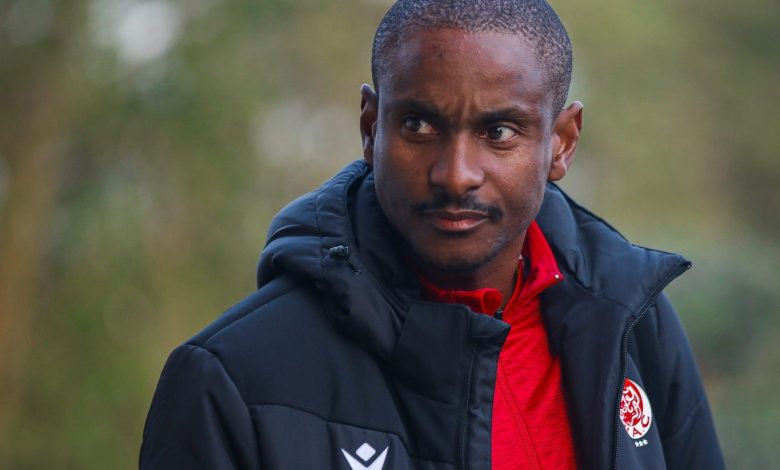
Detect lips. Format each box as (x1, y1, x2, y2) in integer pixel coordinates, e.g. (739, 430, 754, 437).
(423, 209, 489, 233)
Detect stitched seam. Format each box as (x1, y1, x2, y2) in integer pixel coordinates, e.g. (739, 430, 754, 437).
(659, 393, 707, 441)
(170, 344, 259, 466)
(194, 279, 299, 345)
(561, 273, 635, 316)
(546, 182, 689, 311)
(247, 403, 457, 466)
(177, 344, 252, 410)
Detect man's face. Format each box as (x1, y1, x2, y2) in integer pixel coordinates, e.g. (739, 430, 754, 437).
(361, 29, 580, 274)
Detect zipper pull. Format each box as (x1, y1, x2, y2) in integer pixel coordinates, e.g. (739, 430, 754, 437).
(328, 245, 361, 273)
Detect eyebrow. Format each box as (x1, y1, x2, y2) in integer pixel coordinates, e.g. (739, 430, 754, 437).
(386, 99, 441, 117)
(476, 108, 535, 126)
(386, 99, 537, 126)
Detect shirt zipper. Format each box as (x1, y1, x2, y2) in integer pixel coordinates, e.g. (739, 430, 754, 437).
(612, 261, 691, 469)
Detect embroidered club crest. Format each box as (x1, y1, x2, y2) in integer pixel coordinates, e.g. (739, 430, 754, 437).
(620, 379, 653, 439)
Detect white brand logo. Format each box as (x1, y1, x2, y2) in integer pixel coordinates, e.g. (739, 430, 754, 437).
(341, 443, 389, 470)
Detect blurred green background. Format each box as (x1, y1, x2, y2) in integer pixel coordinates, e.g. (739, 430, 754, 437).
(0, 0, 777, 467)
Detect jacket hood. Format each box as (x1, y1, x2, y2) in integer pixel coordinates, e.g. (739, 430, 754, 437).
(257, 161, 420, 359)
(257, 160, 690, 355)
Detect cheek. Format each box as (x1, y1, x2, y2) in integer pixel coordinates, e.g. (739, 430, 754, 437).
(373, 131, 426, 197)
(372, 151, 415, 222)
(529, 144, 554, 187)
(497, 153, 549, 219)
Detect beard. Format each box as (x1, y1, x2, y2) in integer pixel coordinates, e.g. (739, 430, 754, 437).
(407, 229, 512, 274)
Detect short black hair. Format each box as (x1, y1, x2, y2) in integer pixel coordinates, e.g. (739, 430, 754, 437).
(371, 0, 573, 116)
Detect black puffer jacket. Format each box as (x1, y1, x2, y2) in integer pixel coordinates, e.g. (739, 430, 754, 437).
(140, 161, 724, 470)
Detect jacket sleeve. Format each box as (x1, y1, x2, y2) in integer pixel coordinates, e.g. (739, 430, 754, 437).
(651, 294, 725, 470)
(139, 344, 261, 469)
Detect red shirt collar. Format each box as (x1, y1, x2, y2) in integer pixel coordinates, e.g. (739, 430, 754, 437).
(418, 221, 563, 315)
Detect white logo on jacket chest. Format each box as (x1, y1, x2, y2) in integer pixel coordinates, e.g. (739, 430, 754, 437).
(341, 443, 389, 470)
(620, 379, 653, 439)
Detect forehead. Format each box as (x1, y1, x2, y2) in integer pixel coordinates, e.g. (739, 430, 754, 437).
(379, 29, 551, 118)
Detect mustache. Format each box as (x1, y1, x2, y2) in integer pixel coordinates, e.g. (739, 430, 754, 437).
(412, 193, 503, 219)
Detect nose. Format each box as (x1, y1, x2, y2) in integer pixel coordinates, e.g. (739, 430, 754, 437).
(429, 134, 485, 198)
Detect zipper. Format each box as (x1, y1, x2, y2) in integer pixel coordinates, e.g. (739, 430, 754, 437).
(458, 346, 477, 470)
(612, 261, 691, 469)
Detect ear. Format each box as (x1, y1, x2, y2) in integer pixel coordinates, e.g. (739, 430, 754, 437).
(359, 84, 379, 167)
(548, 101, 583, 181)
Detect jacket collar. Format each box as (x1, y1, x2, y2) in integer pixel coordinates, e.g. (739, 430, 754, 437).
(256, 161, 691, 432)
(535, 182, 691, 354)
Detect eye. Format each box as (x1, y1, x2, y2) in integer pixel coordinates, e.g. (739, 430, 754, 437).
(481, 125, 518, 142)
(403, 116, 436, 135)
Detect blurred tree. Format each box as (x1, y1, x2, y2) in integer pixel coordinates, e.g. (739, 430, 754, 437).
(0, 0, 85, 456)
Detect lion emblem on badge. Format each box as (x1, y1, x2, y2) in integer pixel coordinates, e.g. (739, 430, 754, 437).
(620, 379, 653, 439)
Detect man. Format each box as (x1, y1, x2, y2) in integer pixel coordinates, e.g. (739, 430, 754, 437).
(140, 1, 724, 469)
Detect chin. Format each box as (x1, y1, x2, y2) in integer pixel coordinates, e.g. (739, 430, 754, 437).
(414, 247, 499, 274)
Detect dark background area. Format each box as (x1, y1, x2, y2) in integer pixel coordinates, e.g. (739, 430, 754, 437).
(0, 0, 777, 467)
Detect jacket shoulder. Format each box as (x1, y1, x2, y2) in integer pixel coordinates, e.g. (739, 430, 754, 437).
(179, 275, 375, 411)
(188, 274, 307, 348)
(140, 343, 261, 469)
(628, 293, 725, 469)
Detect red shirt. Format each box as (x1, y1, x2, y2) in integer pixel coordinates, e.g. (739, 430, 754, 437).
(419, 222, 577, 470)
